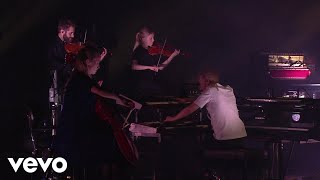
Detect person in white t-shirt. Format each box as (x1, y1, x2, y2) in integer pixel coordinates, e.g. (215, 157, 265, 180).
(165, 71, 247, 147)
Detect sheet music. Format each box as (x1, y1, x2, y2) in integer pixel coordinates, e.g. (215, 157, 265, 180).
(129, 123, 157, 134)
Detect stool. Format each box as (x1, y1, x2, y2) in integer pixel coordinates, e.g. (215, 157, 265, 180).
(203, 148, 249, 180)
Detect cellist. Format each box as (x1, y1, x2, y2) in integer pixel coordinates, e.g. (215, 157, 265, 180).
(53, 43, 134, 179)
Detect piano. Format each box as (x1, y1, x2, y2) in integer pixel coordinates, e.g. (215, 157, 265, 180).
(135, 96, 196, 123)
(129, 96, 320, 139)
(129, 96, 320, 179)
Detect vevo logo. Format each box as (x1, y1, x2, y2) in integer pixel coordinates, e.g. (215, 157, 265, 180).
(8, 157, 67, 173)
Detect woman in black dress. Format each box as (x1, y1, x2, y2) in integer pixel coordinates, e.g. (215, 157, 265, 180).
(53, 44, 131, 179)
(131, 26, 180, 99)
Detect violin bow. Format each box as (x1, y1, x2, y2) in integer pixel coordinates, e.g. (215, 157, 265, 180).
(83, 29, 87, 44)
(155, 37, 167, 75)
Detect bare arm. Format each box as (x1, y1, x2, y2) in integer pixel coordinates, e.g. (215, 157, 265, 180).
(159, 49, 180, 70)
(164, 103, 200, 122)
(91, 86, 120, 101)
(175, 97, 196, 103)
(91, 86, 131, 107)
(131, 60, 158, 72)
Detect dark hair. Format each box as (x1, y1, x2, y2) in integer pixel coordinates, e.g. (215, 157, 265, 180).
(74, 43, 101, 73)
(57, 19, 76, 33)
(77, 43, 101, 62)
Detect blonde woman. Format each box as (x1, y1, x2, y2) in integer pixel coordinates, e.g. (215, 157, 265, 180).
(131, 26, 180, 98)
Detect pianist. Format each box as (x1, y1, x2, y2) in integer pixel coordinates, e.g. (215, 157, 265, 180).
(164, 70, 247, 148)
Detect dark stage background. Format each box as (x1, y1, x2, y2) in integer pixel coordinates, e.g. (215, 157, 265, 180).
(2, 0, 320, 178)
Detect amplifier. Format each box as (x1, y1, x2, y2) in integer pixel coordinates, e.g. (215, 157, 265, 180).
(237, 98, 320, 129)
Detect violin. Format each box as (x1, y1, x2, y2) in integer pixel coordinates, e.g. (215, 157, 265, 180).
(65, 42, 85, 54)
(64, 42, 85, 64)
(64, 42, 111, 63)
(148, 42, 191, 58)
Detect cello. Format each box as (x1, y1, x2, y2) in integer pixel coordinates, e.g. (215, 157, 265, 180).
(65, 38, 137, 165)
(95, 96, 139, 166)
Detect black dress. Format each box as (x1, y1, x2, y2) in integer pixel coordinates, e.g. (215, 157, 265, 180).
(132, 45, 164, 99)
(53, 71, 119, 167)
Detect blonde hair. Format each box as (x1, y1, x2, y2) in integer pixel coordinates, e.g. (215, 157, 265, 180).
(133, 26, 154, 51)
(199, 71, 220, 87)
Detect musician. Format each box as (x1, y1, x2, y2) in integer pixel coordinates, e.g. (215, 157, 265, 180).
(48, 18, 76, 94)
(53, 44, 131, 179)
(165, 70, 247, 148)
(131, 26, 180, 99)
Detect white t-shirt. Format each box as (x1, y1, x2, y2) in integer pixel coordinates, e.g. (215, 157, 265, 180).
(194, 84, 247, 140)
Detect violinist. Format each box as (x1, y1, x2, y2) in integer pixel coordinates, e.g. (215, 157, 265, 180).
(48, 18, 76, 99)
(131, 26, 180, 99)
(53, 43, 132, 179)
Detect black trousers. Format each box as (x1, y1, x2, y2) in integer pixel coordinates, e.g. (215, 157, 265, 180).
(204, 136, 246, 150)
